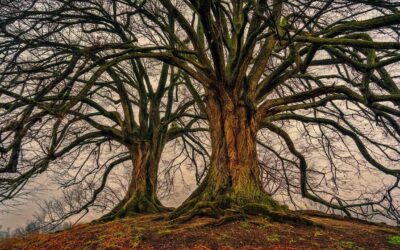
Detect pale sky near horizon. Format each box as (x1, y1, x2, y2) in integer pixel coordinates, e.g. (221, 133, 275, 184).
(0, 165, 197, 231)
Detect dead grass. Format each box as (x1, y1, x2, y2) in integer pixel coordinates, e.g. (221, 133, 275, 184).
(1, 211, 399, 250)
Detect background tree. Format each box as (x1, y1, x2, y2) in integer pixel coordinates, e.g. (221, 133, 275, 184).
(0, 0, 205, 221)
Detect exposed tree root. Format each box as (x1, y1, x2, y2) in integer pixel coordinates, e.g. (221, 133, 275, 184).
(151, 213, 171, 221)
(170, 198, 320, 228)
(98, 194, 170, 222)
(171, 201, 225, 224)
(241, 203, 321, 227)
(204, 213, 248, 227)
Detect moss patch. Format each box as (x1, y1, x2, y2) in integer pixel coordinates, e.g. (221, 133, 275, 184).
(388, 235, 400, 246)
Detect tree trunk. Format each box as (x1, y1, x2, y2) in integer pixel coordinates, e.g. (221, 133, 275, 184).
(172, 89, 283, 219)
(102, 141, 169, 220)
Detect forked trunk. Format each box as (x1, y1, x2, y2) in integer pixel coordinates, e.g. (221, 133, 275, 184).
(102, 142, 168, 220)
(172, 89, 283, 219)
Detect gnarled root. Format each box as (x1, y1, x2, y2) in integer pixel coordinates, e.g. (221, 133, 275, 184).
(98, 194, 170, 223)
(241, 203, 321, 227)
(171, 200, 225, 224)
(170, 196, 319, 228)
(204, 213, 249, 227)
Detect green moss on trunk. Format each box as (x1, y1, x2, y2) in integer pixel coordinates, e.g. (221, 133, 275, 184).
(101, 142, 169, 221)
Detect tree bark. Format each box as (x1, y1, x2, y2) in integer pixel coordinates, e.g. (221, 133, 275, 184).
(172, 89, 283, 219)
(102, 141, 169, 220)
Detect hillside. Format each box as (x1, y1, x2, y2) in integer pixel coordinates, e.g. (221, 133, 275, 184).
(1, 212, 399, 250)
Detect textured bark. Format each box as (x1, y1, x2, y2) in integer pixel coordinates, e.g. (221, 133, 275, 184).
(172, 89, 283, 220)
(102, 141, 169, 220)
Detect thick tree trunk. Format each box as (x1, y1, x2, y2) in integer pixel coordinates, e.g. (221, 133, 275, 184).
(172, 89, 283, 220)
(102, 141, 169, 220)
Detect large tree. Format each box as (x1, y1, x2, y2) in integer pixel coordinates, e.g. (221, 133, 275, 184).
(0, 0, 205, 221)
(124, 0, 400, 221)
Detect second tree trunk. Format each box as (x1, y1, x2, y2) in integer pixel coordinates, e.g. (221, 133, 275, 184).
(103, 142, 168, 220)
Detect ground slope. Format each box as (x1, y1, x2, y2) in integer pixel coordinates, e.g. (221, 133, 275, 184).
(1, 211, 399, 249)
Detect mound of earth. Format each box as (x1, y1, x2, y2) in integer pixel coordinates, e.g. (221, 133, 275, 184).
(1, 211, 399, 249)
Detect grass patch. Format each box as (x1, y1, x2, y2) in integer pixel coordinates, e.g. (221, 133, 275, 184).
(314, 230, 323, 237)
(112, 231, 126, 237)
(339, 240, 360, 249)
(388, 235, 400, 246)
(256, 218, 273, 229)
(157, 229, 173, 236)
(239, 221, 251, 229)
(266, 234, 280, 242)
(216, 233, 230, 242)
(131, 233, 143, 247)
